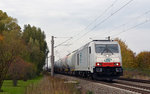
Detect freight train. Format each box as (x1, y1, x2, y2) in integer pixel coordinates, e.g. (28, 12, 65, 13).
(54, 39, 123, 81)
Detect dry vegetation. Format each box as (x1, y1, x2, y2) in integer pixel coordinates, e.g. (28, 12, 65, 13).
(122, 70, 150, 80)
(25, 75, 80, 94)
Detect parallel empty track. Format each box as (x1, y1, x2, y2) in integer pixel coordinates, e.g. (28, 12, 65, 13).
(82, 77, 150, 94)
(57, 74, 150, 94)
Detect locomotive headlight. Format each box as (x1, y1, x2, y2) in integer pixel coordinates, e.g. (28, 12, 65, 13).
(96, 62, 102, 66)
(114, 63, 120, 66)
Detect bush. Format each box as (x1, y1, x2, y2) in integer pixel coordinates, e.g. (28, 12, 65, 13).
(135, 51, 150, 71)
(7, 57, 36, 81)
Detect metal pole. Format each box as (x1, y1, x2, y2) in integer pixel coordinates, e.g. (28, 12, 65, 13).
(47, 56, 48, 71)
(51, 36, 54, 76)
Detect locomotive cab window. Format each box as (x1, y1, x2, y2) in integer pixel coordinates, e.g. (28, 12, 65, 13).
(95, 44, 119, 53)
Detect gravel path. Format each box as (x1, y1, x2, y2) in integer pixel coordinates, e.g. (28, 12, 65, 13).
(55, 74, 139, 94)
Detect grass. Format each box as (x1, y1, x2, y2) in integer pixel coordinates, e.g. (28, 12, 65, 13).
(122, 68, 150, 80)
(1, 75, 92, 94)
(0, 76, 42, 94)
(86, 91, 93, 94)
(25, 75, 81, 94)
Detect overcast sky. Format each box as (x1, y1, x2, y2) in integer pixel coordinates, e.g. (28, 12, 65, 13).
(1, 0, 150, 60)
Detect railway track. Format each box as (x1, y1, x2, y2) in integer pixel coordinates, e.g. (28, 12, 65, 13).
(114, 80, 150, 90)
(56, 74, 150, 94)
(97, 79, 150, 94)
(81, 77, 150, 94)
(102, 81, 150, 94)
(118, 78, 150, 84)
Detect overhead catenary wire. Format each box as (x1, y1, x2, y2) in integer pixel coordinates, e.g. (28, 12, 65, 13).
(54, 37, 72, 48)
(59, 0, 119, 49)
(73, 0, 134, 42)
(55, 37, 72, 38)
(92, 9, 150, 38)
(111, 18, 150, 37)
(71, 0, 118, 38)
(85, 0, 118, 29)
(49, 0, 118, 59)
(55, 0, 134, 58)
(57, 0, 120, 55)
(59, 0, 133, 57)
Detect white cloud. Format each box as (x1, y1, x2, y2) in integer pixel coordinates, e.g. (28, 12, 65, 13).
(0, 0, 150, 60)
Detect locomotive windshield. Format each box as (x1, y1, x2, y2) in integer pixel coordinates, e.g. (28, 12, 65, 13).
(95, 44, 119, 53)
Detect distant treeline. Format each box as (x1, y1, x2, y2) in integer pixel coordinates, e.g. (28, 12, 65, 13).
(0, 10, 48, 88)
(116, 38, 150, 73)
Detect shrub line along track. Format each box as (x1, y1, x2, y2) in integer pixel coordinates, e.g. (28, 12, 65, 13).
(60, 74, 150, 94)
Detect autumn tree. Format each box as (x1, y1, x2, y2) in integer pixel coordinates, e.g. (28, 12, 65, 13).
(115, 38, 136, 68)
(8, 57, 36, 86)
(0, 10, 20, 34)
(0, 10, 22, 91)
(0, 30, 26, 89)
(0, 10, 48, 91)
(135, 51, 150, 71)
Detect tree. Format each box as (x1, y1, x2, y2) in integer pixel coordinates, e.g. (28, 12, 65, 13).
(8, 57, 36, 86)
(0, 10, 20, 33)
(115, 38, 136, 68)
(22, 24, 48, 75)
(0, 34, 3, 41)
(135, 51, 150, 70)
(0, 10, 48, 91)
(0, 30, 26, 89)
(0, 10, 21, 91)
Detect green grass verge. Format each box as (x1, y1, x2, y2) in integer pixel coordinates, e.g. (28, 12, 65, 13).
(0, 76, 42, 94)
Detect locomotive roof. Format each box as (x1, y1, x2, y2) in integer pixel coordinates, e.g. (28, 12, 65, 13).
(65, 40, 118, 57)
(91, 39, 119, 44)
(92, 40, 114, 42)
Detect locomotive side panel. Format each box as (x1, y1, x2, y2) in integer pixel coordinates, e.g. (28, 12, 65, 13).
(88, 42, 95, 73)
(75, 46, 89, 71)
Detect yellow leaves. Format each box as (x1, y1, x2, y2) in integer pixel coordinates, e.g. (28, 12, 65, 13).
(115, 38, 135, 68)
(0, 34, 4, 41)
(136, 51, 150, 70)
(115, 38, 150, 71)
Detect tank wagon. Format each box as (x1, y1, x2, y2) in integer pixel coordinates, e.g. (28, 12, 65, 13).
(54, 39, 123, 80)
